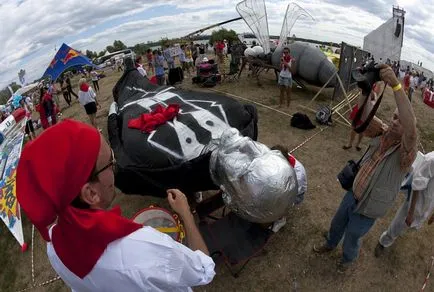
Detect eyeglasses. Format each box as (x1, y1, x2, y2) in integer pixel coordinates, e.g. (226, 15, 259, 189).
(90, 149, 116, 180)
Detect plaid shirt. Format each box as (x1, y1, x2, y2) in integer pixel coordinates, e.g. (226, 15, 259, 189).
(353, 118, 417, 201)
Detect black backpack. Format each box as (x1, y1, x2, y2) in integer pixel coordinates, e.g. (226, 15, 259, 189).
(315, 106, 332, 125)
(290, 112, 316, 130)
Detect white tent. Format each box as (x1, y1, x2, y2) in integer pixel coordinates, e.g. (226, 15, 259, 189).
(13, 82, 39, 96)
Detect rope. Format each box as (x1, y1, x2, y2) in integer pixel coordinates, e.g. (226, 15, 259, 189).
(15, 277, 61, 292)
(421, 256, 434, 291)
(290, 126, 329, 154)
(209, 89, 330, 154)
(31, 225, 35, 285)
(15, 225, 61, 292)
(209, 89, 294, 119)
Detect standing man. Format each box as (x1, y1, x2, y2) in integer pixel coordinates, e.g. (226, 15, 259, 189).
(16, 120, 215, 291)
(90, 69, 100, 92)
(65, 74, 79, 99)
(314, 64, 418, 273)
(375, 152, 434, 256)
(163, 45, 175, 70)
(154, 50, 166, 86)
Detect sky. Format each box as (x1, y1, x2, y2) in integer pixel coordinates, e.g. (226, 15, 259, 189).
(0, 0, 432, 88)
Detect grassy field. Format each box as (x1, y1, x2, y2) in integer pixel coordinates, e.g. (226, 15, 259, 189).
(1, 65, 434, 292)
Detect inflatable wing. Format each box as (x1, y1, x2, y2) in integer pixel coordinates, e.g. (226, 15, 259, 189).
(108, 62, 258, 197)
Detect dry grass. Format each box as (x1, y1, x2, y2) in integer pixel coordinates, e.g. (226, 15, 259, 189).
(1, 65, 434, 292)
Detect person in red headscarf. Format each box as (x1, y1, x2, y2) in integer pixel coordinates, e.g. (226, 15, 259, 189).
(36, 87, 57, 130)
(78, 78, 99, 129)
(16, 120, 215, 292)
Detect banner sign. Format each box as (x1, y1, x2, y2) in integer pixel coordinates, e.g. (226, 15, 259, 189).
(0, 117, 27, 247)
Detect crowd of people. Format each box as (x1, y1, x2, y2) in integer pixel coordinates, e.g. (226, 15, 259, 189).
(1, 35, 430, 291)
(13, 61, 434, 290)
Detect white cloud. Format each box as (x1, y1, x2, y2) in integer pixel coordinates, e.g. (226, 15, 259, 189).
(0, 0, 433, 88)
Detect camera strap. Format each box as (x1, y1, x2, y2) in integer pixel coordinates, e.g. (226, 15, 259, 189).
(353, 83, 388, 134)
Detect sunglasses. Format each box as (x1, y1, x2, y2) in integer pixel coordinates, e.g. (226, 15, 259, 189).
(89, 149, 117, 181)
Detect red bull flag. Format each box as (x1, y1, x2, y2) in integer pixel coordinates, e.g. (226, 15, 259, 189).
(42, 43, 94, 81)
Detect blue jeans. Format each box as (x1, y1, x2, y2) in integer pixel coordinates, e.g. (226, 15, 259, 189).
(326, 191, 376, 263)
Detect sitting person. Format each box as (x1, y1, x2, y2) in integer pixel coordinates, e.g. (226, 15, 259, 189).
(16, 120, 215, 292)
(271, 145, 307, 205)
(270, 144, 307, 233)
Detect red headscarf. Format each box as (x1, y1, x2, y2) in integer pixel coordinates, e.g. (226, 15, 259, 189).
(80, 82, 89, 92)
(16, 120, 141, 278)
(287, 154, 296, 168)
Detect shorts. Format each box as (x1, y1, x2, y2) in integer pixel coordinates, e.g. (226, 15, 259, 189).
(84, 102, 97, 115)
(278, 76, 292, 87)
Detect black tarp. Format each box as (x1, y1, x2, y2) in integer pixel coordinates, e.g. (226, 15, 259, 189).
(108, 59, 258, 197)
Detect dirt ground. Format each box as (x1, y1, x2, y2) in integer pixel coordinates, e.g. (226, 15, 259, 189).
(1, 62, 434, 292)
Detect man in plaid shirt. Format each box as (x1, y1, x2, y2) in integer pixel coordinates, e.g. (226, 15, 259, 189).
(314, 64, 418, 273)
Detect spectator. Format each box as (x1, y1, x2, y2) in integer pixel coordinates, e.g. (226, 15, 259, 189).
(409, 72, 418, 101)
(342, 86, 380, 151)
(271, 145, 307, 205)
(179, 45, 188, 76)
(375, 152, 434, 257)
(78, 78, 100, 130)
(185, 45, 194, 75)
(163, 45, 175, 70)
(278, 47, 295, 107)
(20, 98, 35, 140)
(154, 50, 166, 86)
(314, 64, 417, 273)
(135, 56, 147, 77)
(146, 49, 154, 76)
(37, 87, 57, 130)
(16, 120, 215, 292)
(65, 75, 78, 99)
(61, 78, 71, 107)
(90, 70, 100, 92)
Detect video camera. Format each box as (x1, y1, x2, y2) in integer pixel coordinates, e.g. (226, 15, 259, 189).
(351, 60, 381, 96)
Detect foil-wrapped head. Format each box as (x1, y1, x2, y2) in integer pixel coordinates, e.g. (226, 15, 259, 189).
(210, 128, 298, 223)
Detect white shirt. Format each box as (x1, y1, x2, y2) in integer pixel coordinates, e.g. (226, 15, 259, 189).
(137, 65, 147, 77)
(90, 71, 99, 81)
(280, 60, 292, 78)
(78, 87, 96, 106)
(409, 152, 434, 229)
(411, 76, 418, 88)
(47, 226, 215, 292)
(293, 158, 307, 195)
(286, 154, 307, 195)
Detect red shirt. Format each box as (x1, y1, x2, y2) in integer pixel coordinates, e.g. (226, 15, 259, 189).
(404, 75, 410, 88)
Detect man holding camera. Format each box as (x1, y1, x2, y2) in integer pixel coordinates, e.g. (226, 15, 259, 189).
(314, 64, 417, 273)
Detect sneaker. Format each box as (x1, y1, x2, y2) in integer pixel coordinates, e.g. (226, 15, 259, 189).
(313, 243, 333, 254)
(337, 260, 352, 274)
(374, 242, 386, 258)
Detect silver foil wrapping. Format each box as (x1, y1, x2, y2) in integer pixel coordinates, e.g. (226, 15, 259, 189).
(210, 128, 298, 223)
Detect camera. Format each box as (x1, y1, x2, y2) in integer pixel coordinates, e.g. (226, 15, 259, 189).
(351, 60, 381, 96)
